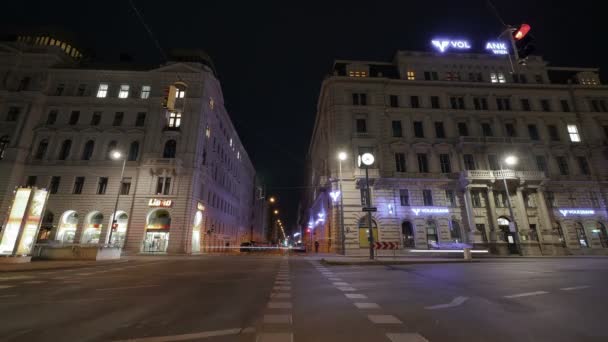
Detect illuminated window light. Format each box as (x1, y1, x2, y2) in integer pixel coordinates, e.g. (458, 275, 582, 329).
(407, 71, 415, 80)
(567, 124, 581, 142)
(118, 84, 130, 99)
(96, 83, 108, 98)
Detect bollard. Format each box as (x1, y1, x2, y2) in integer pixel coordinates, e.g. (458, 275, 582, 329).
(463, 248, 472, 261)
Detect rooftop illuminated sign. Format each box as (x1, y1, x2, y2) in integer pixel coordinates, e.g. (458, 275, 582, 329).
(431, 39, 471, 53)
(485, 41, 509, 55)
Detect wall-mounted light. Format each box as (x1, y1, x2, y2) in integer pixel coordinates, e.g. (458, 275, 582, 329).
(330, 190, 341, 202)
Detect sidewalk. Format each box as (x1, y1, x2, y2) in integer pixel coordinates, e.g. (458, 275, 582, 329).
(0, 259, 128, 273)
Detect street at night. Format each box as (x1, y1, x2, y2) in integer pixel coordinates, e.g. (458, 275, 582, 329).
(2, 256, 608, 341)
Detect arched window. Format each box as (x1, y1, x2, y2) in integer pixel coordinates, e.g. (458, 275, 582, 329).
(163, 140, 176, 158)
(402, 221, 415, 248)
(597, 222, 608, 248)
(554, 222, 566, 247)
(450, 220, 462, 242)
(106, 140, 117, 159)
(0, 135, 10, 160)
(81, 140, 95, 160)
(35, 139, 49, 159)
(426, 220, 439, 248)
(147, 209, 172, 229)
(128, 141, 139, 161)
(575, 222, 589, 248)
(58, 139, 72, 160)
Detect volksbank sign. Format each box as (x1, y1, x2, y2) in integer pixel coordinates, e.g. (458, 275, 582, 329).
(431, 38, 509, 55)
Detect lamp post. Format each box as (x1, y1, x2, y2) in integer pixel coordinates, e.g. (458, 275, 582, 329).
(500, 155, 522, 255)
(109, 150, 126, 246)
(359, 152, 375, 260)
(338, 151, 347, 255)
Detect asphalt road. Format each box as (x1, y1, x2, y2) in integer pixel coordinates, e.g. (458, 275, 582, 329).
(1, 255, 607, 342)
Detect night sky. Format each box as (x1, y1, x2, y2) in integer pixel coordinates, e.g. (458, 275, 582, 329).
(2, 1, 604, 231)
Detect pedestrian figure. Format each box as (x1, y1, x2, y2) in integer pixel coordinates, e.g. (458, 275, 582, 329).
(314, 240, 320, 253)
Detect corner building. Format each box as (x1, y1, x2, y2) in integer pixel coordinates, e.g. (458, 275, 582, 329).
(0, 34, 256, 254)
(304, 49, 608, 256)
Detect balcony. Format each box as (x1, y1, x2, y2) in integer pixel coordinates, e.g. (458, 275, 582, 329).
(459, 136, 533, 146)
(460, 169, 547, 184)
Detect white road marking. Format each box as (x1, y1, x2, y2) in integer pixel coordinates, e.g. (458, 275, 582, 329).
(22, 280, 47, 284)
(256, 332, 293, 342)
(354, 302, 380, 309)
(0, 285, 15, 290)
(76, 273, 94, 276)
(263, 314, 292, 324)
(345, 293, 367, 299)
(275, 281, 290, 285)
(0, 275, 33, 281)
(337, 286, 356, 292)
(386, 333, 430, 342)
(332, 282, 349, 286)
(560, 285, 590, 291)
(112, 328, 244, 342)
(267, 302, 292, 309)
(328, 278, 342, 282)
(273, 286, 291, 291)
(270, 293, 291, 298)
(368, 314, 403, 324)
(425, 296, 469, 310)
(504, 291, 549, 299)
(96, 285, 160, 291)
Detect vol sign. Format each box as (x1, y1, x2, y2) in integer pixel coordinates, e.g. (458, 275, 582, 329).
(431, 39, 472, 53)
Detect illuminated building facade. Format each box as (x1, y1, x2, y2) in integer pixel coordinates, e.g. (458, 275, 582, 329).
(304, 49, 608, 256)
(0, 33, 257, 254)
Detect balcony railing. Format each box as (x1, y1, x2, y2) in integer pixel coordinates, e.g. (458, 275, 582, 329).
(459, 136, 533, 145)
(461, 170, 547, 181)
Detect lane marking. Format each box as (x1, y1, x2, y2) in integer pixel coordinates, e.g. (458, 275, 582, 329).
(387, 333, 430, 342)
(76, 273, 94, 276)
(337, 286, 356, 292)
(425, 296, 469, 310)
(263, 314, 292, 324)
(112, 328, 244, 342)
(270, 293, 291, 298)
(504, 291, 549, 299)
(22, 280, 47, 284)
(328, 278, 342, 282)
(273, 286, 291, 291)
(354, 302, 380, 309)
(267, 302, 292, 309)
(345, 293, 367, 299)
(97, 285, 160, 291)
(332, 282, 349, 286)
(560, 285, 590, 291)
(0, 285, 15, 290)
(0, 275, 33, 281)
(255, 332, 293, 342)
(368, 314, 403, 324)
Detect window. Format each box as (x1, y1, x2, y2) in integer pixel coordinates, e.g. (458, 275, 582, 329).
(450, 96, 465, 109)
(6, 107, 20, 122)
(473, 97, 480, 110)
(156, 177, 172, 195)
(481, 123, 493, 137)
(487, 154, 499, 170)
(413, 121, 424, 138)
(76, 84, 86, 96)
(69, 111, 80, 125)
(106, 141, 117, 159)
(73, 177, 85, 194)
(26, 176, 37, 187)
(548, 125, 560, 141)
(352, 93, 367, 105)
(521, 99, 531, 111)
(430, 96, 440, 109)
(439, 154, 451, 173)
(97, 83, 108, 98)
(560, 100, 570, 112)
(168, 112, 181, 128)
(34, 139, 48, 159)
(556, 156, 569, 175)
(505, 123, 516, 137)
(457, 122, 469, 136)
(528, 124, 540, 140)
(417, 153, 429, 173)
(576, 223, 589, 248)
(498, 73, 506, 83)
(55, 84, 65, 96)
(391, 121, 402, 137)
(91, 111, 101, 126)
(541, 99, 551, 112)
(111, 112, 123, 126)
(46, 110, 58, 125)
(424, 71, 430, 80)
(120, 177, 132, 195)
(491, 72, 506, 83)
(81, 140, 95, 160)
(567, 124, 581, 142)
(395, 152, 406, 172)
(490, 73, 498, 83)
(356, 119, 367, 133)
(399, 189, 410, 206)
(430, 71, 438, 80)
(118, 84, 130, 98)
(128, 141, 139, 161)
(476, 224, 488, 242)
(472, 97, 488, 110)
(577, 156, 590, 175)
(163, 140, 177, 158)
(446, 190, 456, 207)
(471, 191, 482, 207)
(140, 85, 151, 99)
(410, 96, 420, 108)
(58, 140, 72, 160)
(535, 74, 543, 84)
(545, 191, 556, 207)
(535, 155, 547, 172)
(407, 71, 415, 80)
(17, 77, 30, 91)
(135, 112, 146, 126)
(176, 88, 186, 98)
(0, 136, 9, 160)
(49, 176, 60, 194)
(496, 98, 511, 111)
(360, 188, 369, 206)
(389, 95, 399, 108)
(97, 177, 108, 194)
(435, 122, 445, 138)
(463, 154, 476, 170)
(423, 189, 433, 206)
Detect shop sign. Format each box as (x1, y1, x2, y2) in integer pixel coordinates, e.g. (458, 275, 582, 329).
(558, 209, 595, 217)
(148, 198, 173, 207)
(197, 202, 205, 211)
(485, 41, 509, 55)
(411, 207, 450, 216)
(431, 39, 472, 53)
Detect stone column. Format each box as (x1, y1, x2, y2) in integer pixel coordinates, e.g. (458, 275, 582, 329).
(536, 187, 553, 254)
(463, 186, 476, 243)
(515, 186, 532, 247)
(486, 185, 499, 242)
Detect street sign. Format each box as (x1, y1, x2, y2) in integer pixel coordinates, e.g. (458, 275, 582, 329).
(362, 207, 377, 212)
(373, 242, 399, 250)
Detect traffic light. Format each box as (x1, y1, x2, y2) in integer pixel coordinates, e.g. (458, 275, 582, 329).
(162, 85, 177, 110)
(512, 23, 535, 63)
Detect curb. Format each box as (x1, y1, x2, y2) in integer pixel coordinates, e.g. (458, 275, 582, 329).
(321, 258, 480, 266)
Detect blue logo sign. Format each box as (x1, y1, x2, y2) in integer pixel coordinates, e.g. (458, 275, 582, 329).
(431, 39, 472, 53)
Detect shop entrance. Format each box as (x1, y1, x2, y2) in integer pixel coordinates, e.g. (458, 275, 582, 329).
(57, 211, 78, 243)
(498, 217, 518, 254)
(401, 221, 415, 248)
(81, 212, 103, 244)
(143, 231, 170, 252)
(143, 209, 171, 253)
(426, 220, 439, 249)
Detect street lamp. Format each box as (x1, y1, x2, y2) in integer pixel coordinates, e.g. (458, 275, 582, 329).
(109, 150, 127, 246)
(273, 209, 279, 215)
(269, 196, 276, 203)
(499, 154, 522, 255)
(358, 152, 375, 260)
(337, 151, 347, 255)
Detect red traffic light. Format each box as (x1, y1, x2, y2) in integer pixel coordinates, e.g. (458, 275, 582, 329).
(306, 228, 311, 233)
(514, 24, 531, 40)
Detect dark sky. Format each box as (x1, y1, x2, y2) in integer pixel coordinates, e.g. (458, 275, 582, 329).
(2, 1, 604, 231)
